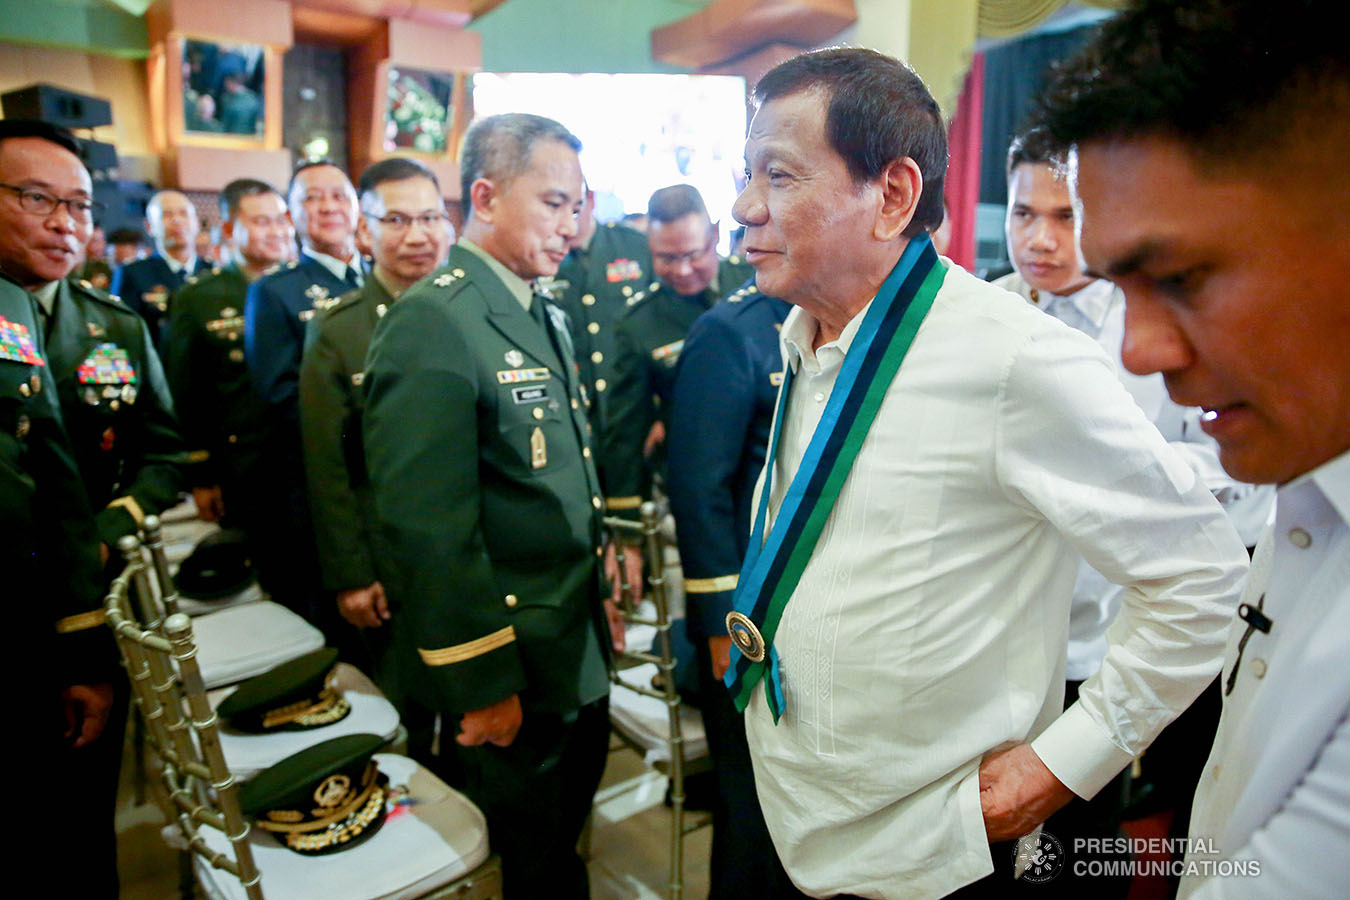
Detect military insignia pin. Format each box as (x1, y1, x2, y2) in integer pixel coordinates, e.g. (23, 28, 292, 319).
(530, 426, 547, 469)
(304, 284, 329, 303)
(504, 349, 524, 368)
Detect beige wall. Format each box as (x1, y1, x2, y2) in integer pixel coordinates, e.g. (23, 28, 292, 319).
(833, 0, 978, 116)
(0, 43, 159, 181)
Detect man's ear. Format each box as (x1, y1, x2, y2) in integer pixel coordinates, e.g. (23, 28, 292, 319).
(874, 157, 923, 242)
(221, 219, 235, 244)
(469, 178, 497, 224)
(355, 215, 373, 257)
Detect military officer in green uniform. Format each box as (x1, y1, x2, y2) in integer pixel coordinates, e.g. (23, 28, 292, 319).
(165, 178, 292, 527)
(601, 184, 752, 517)
(545, 186, 651, 430)
(299, 157, 452, 763)
(363, 114, 619, 899)
(0, 118, 176, 897)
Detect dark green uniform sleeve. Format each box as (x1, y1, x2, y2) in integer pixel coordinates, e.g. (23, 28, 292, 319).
(163, 284, 214, 486)
(96, 315, 187, 546)
(600, 313, 653, 518)
(363, 294, 527, 713)
(300, 311, 377, 592)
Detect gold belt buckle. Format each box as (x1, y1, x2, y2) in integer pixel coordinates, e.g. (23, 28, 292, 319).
(725, 611, 766, 663)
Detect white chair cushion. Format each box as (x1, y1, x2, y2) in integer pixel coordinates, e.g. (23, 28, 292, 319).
(196, 754, 490, 900)
(609, 662, 708, 765)
(190, 601, 325, 688)
(210, 664, 403, 780)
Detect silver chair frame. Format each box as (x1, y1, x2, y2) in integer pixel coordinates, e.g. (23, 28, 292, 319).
(107, 532, 264, 899)
(606, 501, 706, 900)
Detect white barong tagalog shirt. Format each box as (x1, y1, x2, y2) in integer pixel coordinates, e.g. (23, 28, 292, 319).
(744, 262, 1250, 899)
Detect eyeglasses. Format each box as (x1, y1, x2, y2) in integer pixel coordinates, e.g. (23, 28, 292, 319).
(654, 238, 715, 268)
(366, 211, 449, 233)
(0, 183, 103, 221)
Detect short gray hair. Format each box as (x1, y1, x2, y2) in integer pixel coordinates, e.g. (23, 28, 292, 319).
(460, 114, 582, 214)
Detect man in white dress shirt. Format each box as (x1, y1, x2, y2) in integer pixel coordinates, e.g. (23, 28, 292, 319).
(725, 47, 1250, 898)
(995, 129, 1276, 868)
(1036, 0, 1350, 895)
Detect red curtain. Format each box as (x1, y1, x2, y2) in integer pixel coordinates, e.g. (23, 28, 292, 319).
(943, 52, 985, 271)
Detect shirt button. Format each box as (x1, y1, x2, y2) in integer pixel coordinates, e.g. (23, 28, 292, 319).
(1250, 658, 1267, 679)
(587, 322, 600, 335)
(504, 594, 518, 608)
(591, 351, 603, 364)
(592, 496, 602, 509)
(813, 391, 825, 403)
(595, 378, 607, 392)
(532, 407, 545, 420)
(1288, 527, 1312, 549)
(582, 294, 596, 306)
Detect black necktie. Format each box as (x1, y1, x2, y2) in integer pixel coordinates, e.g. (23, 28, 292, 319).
(344, 266, 361, 290)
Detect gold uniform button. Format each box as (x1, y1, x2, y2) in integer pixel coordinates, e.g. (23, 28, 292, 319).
(582, 293, 596, 306)
(532, 407, 545, 420)
(621, 286, 633, 297)
(582, 446, 591, 458)
(228, 434, 239, 444)
(592, 496, 602, 510)
(504, 594, 518, 608)
(19, 382, 30, 397)
(587, 322, 600, 335)
(15, 415, 30, 439)
(596, 546, 604, 557)
(571, 398, 579, 410)
(591, 351, 603, 364)
(30, 374, 42, 393)
(595, 378, 607, 392)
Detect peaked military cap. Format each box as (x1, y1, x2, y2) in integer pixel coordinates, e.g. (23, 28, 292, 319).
(239, 733, 389, 854)
(175, 529, 255, 600)
(217, 648, 350, 732)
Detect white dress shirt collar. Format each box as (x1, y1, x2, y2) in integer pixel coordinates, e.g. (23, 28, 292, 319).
(162, 252, 197, 276)
(1037, 277, 1116, 329)
(303, 248, 361, 285)
(1301, 448, 1350, 526)
(780, 295, 875, 376)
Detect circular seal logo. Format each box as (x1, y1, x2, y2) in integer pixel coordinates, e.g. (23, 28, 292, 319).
(725, 611, 766, 663)
(1014, 831, 1065, 884)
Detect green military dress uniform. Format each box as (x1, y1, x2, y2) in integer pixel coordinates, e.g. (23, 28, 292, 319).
(601, 254, 752, 515)
(0, 276, 108, 693)
(42, 277, 187, 547)
(363, 240, 612, 898)
(3, 275, 120, 894)
(299, 275, 395, 598)
(164, 264, 268, 508)
(546, 222, 652, 429)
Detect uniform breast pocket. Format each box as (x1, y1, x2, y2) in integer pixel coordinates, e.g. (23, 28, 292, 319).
(495, 379, 570, 476)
